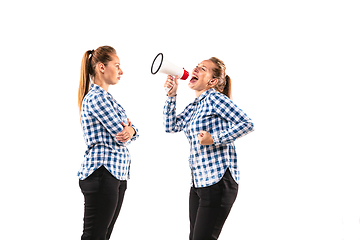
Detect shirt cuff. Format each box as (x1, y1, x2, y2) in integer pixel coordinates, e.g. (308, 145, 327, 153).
(212, 133, 221, 146)
(167, 95, 176, 102)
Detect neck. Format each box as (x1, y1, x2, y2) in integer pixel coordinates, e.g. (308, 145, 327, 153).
(195, 88, 211, 98)
(94, 78, 109, 92)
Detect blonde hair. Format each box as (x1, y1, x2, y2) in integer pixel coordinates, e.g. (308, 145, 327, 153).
(208, 57, 232, 99)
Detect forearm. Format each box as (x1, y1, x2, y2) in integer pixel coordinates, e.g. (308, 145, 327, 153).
(212, 120, 254, 145)
(163, 96, 183, 133)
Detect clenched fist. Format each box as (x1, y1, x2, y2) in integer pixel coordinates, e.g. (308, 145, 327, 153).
(198, 131, 214, 145)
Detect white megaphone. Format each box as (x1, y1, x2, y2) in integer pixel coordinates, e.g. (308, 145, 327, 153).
(151, 53, 189, 92)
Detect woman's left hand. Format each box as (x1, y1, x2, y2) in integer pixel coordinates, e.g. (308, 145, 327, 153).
(198, 131, 214, 145)
(116, 118, 135, 142)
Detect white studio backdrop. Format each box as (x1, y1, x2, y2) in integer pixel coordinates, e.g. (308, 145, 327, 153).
(0, 0, 359, 239)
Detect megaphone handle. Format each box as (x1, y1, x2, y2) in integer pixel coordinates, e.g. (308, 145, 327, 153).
(164, 76, 174, 93)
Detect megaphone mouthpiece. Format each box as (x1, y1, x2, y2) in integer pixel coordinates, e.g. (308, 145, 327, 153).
(180, 68, 189, 80)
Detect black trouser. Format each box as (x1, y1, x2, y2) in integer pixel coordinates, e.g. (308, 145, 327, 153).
(189, 168, 238, 240)
(79, 166, 127, 240)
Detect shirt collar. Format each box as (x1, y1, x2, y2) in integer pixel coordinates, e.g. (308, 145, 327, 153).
(91, 83, 104, 92)
(91, 84, 113, 99)
(192, 88, 216, 105)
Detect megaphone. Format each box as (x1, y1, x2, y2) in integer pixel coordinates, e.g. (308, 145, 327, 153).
(151, 53, 189, 92)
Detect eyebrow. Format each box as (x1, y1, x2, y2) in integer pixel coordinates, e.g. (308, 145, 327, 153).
(197, 63, 207, 68)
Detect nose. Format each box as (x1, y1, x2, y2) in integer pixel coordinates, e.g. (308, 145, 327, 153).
(119, 68, 123, 75)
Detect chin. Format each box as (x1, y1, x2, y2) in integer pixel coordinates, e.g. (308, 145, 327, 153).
(188, 83, 196, 89)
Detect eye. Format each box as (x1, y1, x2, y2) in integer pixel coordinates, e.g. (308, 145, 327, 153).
(201, 67, 206, 71)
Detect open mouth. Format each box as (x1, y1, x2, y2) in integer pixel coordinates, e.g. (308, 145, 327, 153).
(190, 75, 198, 83)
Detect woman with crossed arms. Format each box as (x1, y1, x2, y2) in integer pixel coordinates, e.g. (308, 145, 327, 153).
(77, 46, 139, 240)
(163, 57, 254, 240)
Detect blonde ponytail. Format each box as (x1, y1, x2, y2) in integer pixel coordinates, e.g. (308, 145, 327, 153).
(78, 50, 93, 114)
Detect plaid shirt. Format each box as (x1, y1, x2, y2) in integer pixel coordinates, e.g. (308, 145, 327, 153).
(78, 84, 139, 180)
(163, 89, 254, 188)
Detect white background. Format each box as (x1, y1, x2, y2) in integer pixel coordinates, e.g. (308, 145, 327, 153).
(1, 0, 359, 239)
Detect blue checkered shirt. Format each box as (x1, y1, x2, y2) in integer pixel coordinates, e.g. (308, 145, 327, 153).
(163, 89, 254, 188)
(78, 84, 139, 180)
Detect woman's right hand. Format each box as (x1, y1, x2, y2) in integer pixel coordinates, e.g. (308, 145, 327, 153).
(165, 75, 179, 97)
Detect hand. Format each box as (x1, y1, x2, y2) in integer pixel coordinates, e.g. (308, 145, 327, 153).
(116, 118, 135, 143)
(164, 75, 179, 97)
(198, 131, 214, 145)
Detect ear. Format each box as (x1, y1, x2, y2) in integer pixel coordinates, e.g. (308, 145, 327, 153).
(209, 78, 218, 87)
(97, 62, 105, 74)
